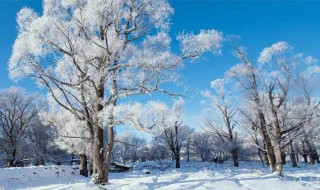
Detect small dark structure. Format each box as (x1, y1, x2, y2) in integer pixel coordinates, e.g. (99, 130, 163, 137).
(110, 162, 132, 172)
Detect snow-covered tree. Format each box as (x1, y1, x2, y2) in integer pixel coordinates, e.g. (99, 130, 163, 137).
(9, 0, 224, 184)
(202, 79, 241, 167)
(152, 99, 187, 168)
(39, 103, 92, 176)
(226, 42, 320, 175)
(25, 117, 58, 166)
(191, 132, 214, 162)
(0, 87, 38, 167)
(113, 133, 146, 164)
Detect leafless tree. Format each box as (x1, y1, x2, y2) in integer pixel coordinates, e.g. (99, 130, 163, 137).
(0, 87, 37, 167)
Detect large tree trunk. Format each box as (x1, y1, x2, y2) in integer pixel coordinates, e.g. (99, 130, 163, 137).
(93, 125, 105, 184)
(231, 150, 239, 167)
(7, 148, 17, 167)
(301, 140, 308, 163)
(175, 156, 180, 168)
(249, 63, 276, 172)
(289, 141, 297, 167)
(306, 140, 319, 165)
(105, 126, 115, 183)
(274, 143, 283, 176)
(80, 153, 88, 177)
(309, 154, 315, 165)
(263, 130, 276, 172)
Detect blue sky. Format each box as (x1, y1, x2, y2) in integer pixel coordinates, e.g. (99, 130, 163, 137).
(1, 0, 320, 127)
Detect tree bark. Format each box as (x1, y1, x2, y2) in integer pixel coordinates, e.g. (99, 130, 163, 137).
(302, 154, 308, 163)
(289, 141, 297, 167)
(309, 154, 315, 165)
(105, 126, 115, 183)
(7, 148, 17, 167)
(175, 157, 180, 168)
(281, 151, 286, 165)
(89, 141, 94, 176)
(258, 149, 265, 167)
(174, 121, 181, 168)
(80, 153, 88, 177)
(93, 125, 105, 183)
(274, 144, 283, 176)
(263, 130, 276, 172)
(306, 140, 319, 165)
(231, 150, 239, 167)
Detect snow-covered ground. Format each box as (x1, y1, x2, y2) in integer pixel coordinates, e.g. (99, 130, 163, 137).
(1, 161, 320, 190)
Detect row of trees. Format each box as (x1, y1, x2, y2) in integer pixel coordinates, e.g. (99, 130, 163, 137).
(202, 42, 320, 176)
(6, 0, 320, 185)
(9, 0, 224, 184)
(0, 87, 66, 167)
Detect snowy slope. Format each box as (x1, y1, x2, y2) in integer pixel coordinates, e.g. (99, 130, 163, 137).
(1, 161, 320, 190)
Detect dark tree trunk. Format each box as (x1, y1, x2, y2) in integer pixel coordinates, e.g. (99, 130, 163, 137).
(93, 124, 105, 184)
(187, 147, 190, 162)
(7, 148, 17, 167)
(303, 154, 308, 163)
(174, 121, 180, 168)
(309, 154, 315, 165)
(281, 151, 286, 165)
(305, 139, 318, 165)
(80, 153, 88, 177)
(263, 148, 270, 166)
(258, 149, 265, 167)
(175, 157, 180, 168)
(89, 140, 94, 176)
(302, 140, 308, 163)
(289, 141, 297, 167)
(231, 150, 239, 167)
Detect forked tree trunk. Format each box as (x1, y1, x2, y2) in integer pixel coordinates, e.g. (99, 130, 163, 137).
(80, 153, 88, 177)
(263, 131, 276, 172)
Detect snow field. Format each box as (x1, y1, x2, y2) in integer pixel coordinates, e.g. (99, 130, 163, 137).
(1, 161, 320, 190)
